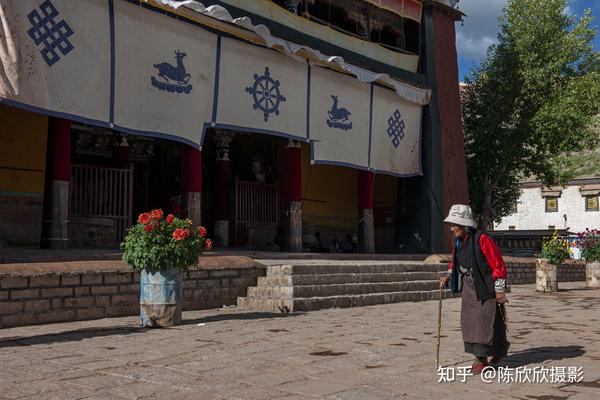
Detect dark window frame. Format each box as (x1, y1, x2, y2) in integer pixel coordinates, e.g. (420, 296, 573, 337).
(585, 195, 599, 212)
(545, 197, 558, 213)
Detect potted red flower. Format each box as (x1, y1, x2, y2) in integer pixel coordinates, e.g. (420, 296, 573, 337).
(577, 228, 600, 288)
(121, 209, 211, 327)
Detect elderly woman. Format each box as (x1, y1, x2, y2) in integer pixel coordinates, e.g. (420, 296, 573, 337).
(440, 204, 509, 373)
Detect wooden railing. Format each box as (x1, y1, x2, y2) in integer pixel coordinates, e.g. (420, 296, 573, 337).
(232, 178, 279, 246)
(70, 164, 133, 243)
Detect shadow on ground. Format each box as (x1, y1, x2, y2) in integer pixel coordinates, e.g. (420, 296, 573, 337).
(0, 325, 148, 348)
(502, 345, 585, 367)
(182, 311, 306, 325)
(0, 312, 305, 348)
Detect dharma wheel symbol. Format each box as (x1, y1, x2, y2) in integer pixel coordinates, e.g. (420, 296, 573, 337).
(245, 67, 286, 122)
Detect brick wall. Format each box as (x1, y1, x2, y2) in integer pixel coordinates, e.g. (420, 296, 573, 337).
(507, 260, 586, 285)
(425, 255, 587, 285)
(0, 265, 265, 329)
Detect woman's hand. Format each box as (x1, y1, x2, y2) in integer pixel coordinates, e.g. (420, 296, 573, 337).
(495, 292, 508, 304)
(440, 275, 450, 288)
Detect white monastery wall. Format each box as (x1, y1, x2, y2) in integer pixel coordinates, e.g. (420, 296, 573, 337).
(495, 185, 600, 232)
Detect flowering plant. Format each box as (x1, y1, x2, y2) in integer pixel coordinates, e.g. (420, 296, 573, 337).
(539, 230, 570, 265)
(121, 209, 212, 272)
(577, 228, 600, 263)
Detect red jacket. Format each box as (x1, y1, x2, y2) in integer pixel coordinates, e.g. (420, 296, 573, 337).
(449, 232, 507, 280)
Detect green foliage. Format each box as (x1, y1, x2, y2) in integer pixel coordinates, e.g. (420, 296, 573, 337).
(539, 230, 570, 265)
(577, 228, 600, 262)
(462, 0, 600, 229)
(121, 209, 210, 272)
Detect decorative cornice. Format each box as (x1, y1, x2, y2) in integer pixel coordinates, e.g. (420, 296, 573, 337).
(521, 177, 600, 189)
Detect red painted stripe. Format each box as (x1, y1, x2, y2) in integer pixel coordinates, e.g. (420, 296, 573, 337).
(358, 170, 374, 210)
(47, 118, 72, 182)
(181, 145, 202, 193)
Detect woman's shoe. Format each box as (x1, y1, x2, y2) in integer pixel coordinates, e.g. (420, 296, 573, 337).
(471, 359, 488, 375)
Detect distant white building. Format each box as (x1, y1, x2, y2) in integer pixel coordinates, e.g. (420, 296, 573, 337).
(494, 178, 600, 233)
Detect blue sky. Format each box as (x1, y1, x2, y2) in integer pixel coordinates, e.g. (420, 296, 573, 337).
(456, 0, 600, 81)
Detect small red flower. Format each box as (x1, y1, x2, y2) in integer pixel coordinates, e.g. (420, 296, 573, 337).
(149, 209, 164, 221)
(204, 238, 213, 250)
(198, 226, 207, 238)
(173, 228, 190, 241)
(166, 214, 175, 225)
(144, 224, 153, 233)
(138, 213, 151, 225)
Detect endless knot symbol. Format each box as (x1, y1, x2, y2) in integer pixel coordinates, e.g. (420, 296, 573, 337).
(27, 0, 74, 67)
(387, 109, 406, 148)
(245, 67, 286, 122)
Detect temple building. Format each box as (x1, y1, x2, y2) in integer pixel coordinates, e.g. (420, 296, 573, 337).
(0, 0, 468, 254)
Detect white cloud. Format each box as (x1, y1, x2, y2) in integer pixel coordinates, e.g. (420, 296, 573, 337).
(456, 31, 497, 62)
(455, 0, 507, 63)
(564, 4, 574, 15)
(456, 0, 580, 64)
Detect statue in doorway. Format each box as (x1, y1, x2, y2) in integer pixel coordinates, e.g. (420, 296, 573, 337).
(251, 155, 266, 183)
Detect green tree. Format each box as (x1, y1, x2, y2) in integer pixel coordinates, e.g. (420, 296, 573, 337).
(462, 0, 600, 230)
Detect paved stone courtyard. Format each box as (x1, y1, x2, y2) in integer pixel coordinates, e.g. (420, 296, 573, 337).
(0, 282, 599, 400)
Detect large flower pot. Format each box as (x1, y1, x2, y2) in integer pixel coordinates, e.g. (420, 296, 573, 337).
(140, 267, 182, 327)
(536, 259, 558, 292)
(586, 262, 600, 288)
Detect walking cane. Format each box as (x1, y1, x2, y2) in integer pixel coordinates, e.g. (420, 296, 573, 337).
(436, 280, 443, 369)
(499, 303, 509, 332)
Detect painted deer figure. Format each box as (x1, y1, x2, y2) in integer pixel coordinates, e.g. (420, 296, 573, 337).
(153, 51, 191, 85)
(328, 95, 351, 122)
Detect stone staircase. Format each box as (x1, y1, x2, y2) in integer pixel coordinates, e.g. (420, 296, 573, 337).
(237, 262, 456, 312)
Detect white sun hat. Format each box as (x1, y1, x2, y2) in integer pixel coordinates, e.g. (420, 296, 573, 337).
(444, 204, 476, 228)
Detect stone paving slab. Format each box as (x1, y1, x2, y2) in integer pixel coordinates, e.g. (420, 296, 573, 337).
(0, 282, 599, 399)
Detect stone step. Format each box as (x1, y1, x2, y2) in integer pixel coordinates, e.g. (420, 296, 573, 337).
(246, 285, 293, 300)
(257, 271, 445, 286)
(237, 289, 456, 313)
(293, 290, 457, 312)
(266, 263, 448, 277)
(245, 281, 443, 299)
(236, 297, 293, 313)
(238, 262, 452, 313)
(293, 281, 442, 298)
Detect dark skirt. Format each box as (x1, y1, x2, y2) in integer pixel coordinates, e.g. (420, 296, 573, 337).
(460, 273, 508, 357)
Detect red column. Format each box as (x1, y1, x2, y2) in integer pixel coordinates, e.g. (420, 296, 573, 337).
(358, 170, 374, 210)
(284, 142, 302, 202)
(214, 131, 234, 247)
(181, 145, 202, 226)
(43, 118, 72, 249)
(181, 146, 202, 193)
(215, 160, 230, 221)
(112, 135, 129, 169)
(46, 118, 72, 182)
(284, 140, 302, 252)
